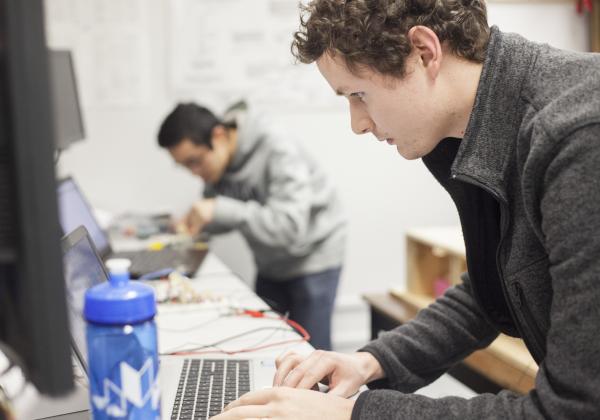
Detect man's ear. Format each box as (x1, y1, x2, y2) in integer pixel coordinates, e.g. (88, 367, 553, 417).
(211, 125, 228, 145)
(407, 25, 443, 80)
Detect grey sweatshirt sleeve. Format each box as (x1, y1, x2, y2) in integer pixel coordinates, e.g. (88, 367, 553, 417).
(358, 279, 498, 394)
(353, 125, 600, 419)
(205, 144, 313, 251)
(199, 185, 230, 236)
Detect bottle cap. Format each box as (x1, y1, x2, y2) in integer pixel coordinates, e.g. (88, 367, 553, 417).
(105, 258, 132, 286)
(105, 258, 131, 274)
(84, 259, 156, 325)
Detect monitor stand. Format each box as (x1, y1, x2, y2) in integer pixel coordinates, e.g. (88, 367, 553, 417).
(26, 381, 89, 420)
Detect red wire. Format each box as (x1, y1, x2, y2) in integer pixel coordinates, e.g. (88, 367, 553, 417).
(169, 312, 311, 356)
(237, 309, 311, 341)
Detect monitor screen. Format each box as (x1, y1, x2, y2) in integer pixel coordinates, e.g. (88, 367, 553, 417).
(57, 178, 111, 255)
(62, 226, 108, 373)
(48, 49, 85, 151)
(0, 0, 73, 395)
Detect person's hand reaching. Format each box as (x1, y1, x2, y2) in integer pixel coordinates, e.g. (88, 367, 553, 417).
(273, 350, 384, 398)
(180, 199, 215, 236)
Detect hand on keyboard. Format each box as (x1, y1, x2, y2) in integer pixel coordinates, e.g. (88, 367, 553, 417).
(213, 387, 355, 420)
(271, 350, 382, 398)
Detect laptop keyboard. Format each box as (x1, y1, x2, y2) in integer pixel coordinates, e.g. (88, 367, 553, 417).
(116, 248, 206, 277)
(130, 249, 184, 273)
(171, 359, 251, 420)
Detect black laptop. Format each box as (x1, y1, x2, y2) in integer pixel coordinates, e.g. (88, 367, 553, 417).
(61, 225, 109, 376)
(57, 176, 207, 278)
(29, 228, 94, 420)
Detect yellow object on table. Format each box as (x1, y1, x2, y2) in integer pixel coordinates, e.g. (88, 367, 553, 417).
(147, 241, 165, 251)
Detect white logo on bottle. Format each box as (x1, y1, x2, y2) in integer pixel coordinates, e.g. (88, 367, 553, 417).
(92, 358, 160, 417)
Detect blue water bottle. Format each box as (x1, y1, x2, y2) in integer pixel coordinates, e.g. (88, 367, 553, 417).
(84, 259, 161, 419)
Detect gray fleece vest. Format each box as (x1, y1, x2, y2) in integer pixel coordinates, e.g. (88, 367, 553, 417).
(354, 26, 600, 419)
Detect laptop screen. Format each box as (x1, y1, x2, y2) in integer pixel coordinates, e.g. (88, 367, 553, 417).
(62, 226, 109, 372)
(57, 178, 110, 255)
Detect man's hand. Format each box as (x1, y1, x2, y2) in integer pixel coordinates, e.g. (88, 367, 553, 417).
(212, 387, 354, 420)
(272, 350, 384, 398)
(182, 199, 215, 236)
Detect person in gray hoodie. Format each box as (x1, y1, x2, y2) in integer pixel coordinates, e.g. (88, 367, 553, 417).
(157, 101, 346, 350)
(212, 1, 600, 420)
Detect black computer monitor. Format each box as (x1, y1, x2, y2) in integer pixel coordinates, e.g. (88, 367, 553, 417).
(0, 0, 74, 396)
(48, 49, 86, 151)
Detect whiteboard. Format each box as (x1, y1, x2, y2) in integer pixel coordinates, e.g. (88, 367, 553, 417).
(168, 0, 343, 112)
(44, 0, 152, 107)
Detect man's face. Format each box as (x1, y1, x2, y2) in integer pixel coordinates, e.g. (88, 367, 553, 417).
(316, 53, 446, 160)
(168, 137, 230, 184)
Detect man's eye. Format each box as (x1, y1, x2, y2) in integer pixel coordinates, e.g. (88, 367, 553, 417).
(183, 158, 202, 168)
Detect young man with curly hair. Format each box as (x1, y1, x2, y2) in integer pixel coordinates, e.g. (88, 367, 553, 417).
(213, 0, 600, 419)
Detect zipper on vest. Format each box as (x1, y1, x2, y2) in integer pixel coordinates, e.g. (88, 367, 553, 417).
(452, 172, 545, 361)
(512, 282, 546, 355)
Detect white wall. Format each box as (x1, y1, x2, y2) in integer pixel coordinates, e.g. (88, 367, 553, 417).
(49, 0, 590, 351)
(488, 2, 590, 49)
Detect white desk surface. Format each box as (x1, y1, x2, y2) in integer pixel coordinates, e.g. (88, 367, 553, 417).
(158, 252, 312, 358)
(26, 251, 474, 419)
(26, 252, 311, 420)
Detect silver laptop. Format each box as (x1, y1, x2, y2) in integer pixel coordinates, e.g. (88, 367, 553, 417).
(159, 357, 275, 419)
(60, 226, 275, 419)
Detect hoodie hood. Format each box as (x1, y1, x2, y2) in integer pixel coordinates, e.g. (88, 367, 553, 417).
(223, 101, 270, 172)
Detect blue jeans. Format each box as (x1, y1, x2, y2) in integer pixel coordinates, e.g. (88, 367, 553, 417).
(255, 267, 341, 350)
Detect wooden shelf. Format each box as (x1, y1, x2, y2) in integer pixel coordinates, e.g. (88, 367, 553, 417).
(405, 227, 467, 297)
(592, 0, 600, 52)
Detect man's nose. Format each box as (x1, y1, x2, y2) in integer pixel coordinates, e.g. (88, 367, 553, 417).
(349, 103, 374, 135)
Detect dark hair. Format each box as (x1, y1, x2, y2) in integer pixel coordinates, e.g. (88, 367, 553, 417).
(292, 0, 490, 78)
(157, 103, 225, 149)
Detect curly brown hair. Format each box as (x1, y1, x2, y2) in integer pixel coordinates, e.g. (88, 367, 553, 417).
(292, 0, 490, 78)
